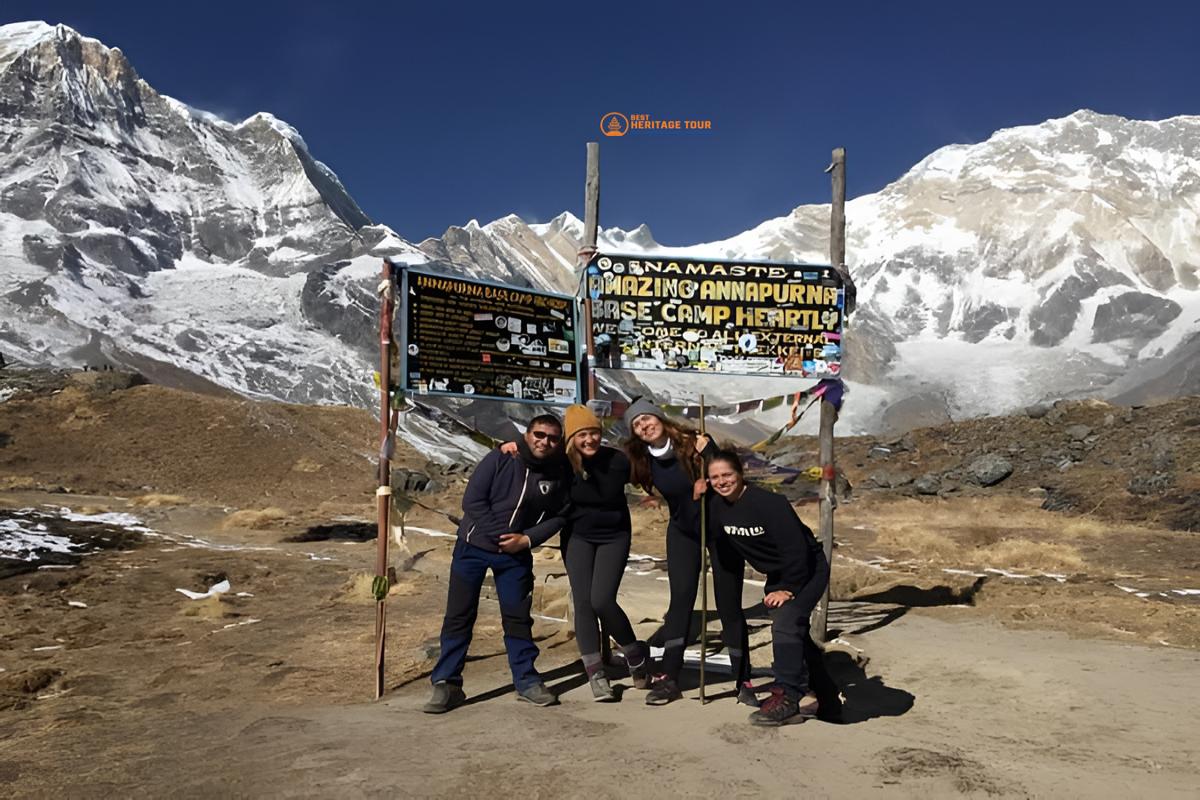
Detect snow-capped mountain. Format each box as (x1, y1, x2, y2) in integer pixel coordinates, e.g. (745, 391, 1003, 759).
(427, 112, 1200, 423)
(2, 20, 1197, 443)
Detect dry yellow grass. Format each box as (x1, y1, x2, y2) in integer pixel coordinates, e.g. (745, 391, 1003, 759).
(180, 595, 228, 620)
(975, 540, 1085, 572)
(221, 507, 290, 530)
(830, 559, 896, 598)
(853, 495, 1089, 573)
(129, 493, 188, 508)
(342, 572, 378, 604)
(340, 571, 418, 603)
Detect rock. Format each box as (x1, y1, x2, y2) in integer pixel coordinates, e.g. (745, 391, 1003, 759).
(867, 469, 913, 489)
(1045, 406, 1067, 425)
(1065, 424, 1092, 441)
(886, 433, 917, 453)
(1127, 473, 1174, 496)
(1041, 488, 1077, 512)
(913, 473, 941, 495)
(966, 454, 1013, 487)
(867, 445, 892, 459)
(771, 449, 813, 468)
(1025, 404, 1051, 419)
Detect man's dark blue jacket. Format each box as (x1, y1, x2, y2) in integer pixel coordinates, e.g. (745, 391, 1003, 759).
(456, 440, 570, 553)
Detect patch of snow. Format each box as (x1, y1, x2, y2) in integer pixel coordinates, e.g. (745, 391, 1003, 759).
(175, 579, 231, 600)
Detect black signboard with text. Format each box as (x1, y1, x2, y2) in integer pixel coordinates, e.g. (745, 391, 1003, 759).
(586, 253, 845, 378)
(401, 268, 582, 405)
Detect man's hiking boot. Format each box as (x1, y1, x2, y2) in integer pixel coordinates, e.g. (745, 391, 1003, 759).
(589, 672, 617, 702)
(736, 681, 761, 708)
(749, 689, 819, 726)
(645, 674, 682, 706)
(422, 681, 466, 714)
(516, 681, 559, 707)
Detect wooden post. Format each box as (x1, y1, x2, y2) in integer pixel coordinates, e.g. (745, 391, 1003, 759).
(697, 394, 708, 703)
(578, 142, 610, 664)
(374, 260, 396, 699)
(578, 142, 601, 400)
(812, 147, 845, 645)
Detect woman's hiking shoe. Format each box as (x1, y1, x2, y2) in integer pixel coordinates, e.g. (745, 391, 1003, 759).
(749, 690, 819, 726)
(516, 681, 559, 707)
(625, 642, 653, 689)
(589, 673, 617, 702)
(645, 675, 682, 706)
(736, 681, 762, 707)
(422, 682, 466, 714)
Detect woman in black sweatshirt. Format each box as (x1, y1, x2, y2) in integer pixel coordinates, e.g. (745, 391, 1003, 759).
(560, 404, 651, 701)
(502, 405, 651, 701)
(622, 397, 753, 706)
(705, 449, 834, 726)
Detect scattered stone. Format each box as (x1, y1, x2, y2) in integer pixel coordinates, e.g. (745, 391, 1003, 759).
(913, 474, 941, 495)
(391, 469, 433, 493)
(967, 454, 1013, 487)
(1045, 406, 1067, 424)
(1127, 473, 1174, 496)
(867, 445, 892, 459)
(1065, 424, 1092, 441)
(1041, 489, 1077, 512)
(867, 469, 913, 489)
(1024, 404, 1051, 419)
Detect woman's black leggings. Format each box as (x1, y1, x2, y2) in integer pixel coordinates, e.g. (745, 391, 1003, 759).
(562, 534, 638, 673)
(660, 523, 751, 683)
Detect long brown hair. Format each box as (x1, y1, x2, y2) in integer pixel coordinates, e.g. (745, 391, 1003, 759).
(624, 417, 705, 494)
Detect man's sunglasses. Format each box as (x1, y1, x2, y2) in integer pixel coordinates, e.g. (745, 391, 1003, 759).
(531, 431, 561, 444)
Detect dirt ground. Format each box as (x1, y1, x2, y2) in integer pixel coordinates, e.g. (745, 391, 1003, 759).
(3, 370, 1200, 797)
(2, 491, 1199, 798)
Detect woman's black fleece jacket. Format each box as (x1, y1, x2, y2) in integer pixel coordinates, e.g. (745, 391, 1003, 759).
(647, 436, 718, 534)
(706, 484, 829, 612)
(564, 446, 632, 544)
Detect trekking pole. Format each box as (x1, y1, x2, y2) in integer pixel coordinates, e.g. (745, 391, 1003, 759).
(698, 394, 708, 704)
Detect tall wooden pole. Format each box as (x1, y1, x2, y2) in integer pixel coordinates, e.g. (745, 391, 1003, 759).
(697, 394, 708, 703)
(578, 142, 609, 664)
(374, 261, 396, 699)
(580, 142, 601, 400)
(812, 147, 845, 645)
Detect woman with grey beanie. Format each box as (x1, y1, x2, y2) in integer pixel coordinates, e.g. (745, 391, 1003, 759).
(622, 397, 754, 706)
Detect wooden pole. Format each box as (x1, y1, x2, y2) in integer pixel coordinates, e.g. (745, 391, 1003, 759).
(812, 147, 846, 644)
(374, 260, 396, 699)
(578, 142, 611, 665)
(697, 394, 708, 703)
(580, 141, 601, 400)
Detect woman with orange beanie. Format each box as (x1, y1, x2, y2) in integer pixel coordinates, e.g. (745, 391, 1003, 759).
(501, 405, 652, 701)
(558, 404, 652, 700)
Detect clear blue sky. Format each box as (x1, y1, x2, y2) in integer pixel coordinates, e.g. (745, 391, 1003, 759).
(7, 1, 1199, 245)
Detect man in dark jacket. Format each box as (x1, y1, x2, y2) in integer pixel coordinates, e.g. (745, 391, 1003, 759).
(424, 414, 570, 713)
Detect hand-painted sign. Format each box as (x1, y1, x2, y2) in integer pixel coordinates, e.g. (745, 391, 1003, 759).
(586, 253, 845, 377)
(401, 269, 581, 405)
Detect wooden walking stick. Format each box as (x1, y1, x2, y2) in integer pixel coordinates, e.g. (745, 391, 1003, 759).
(698, 393, 708, 704)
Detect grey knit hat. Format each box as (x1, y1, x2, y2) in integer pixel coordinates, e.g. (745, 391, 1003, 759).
(623, 396, 664, 431)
